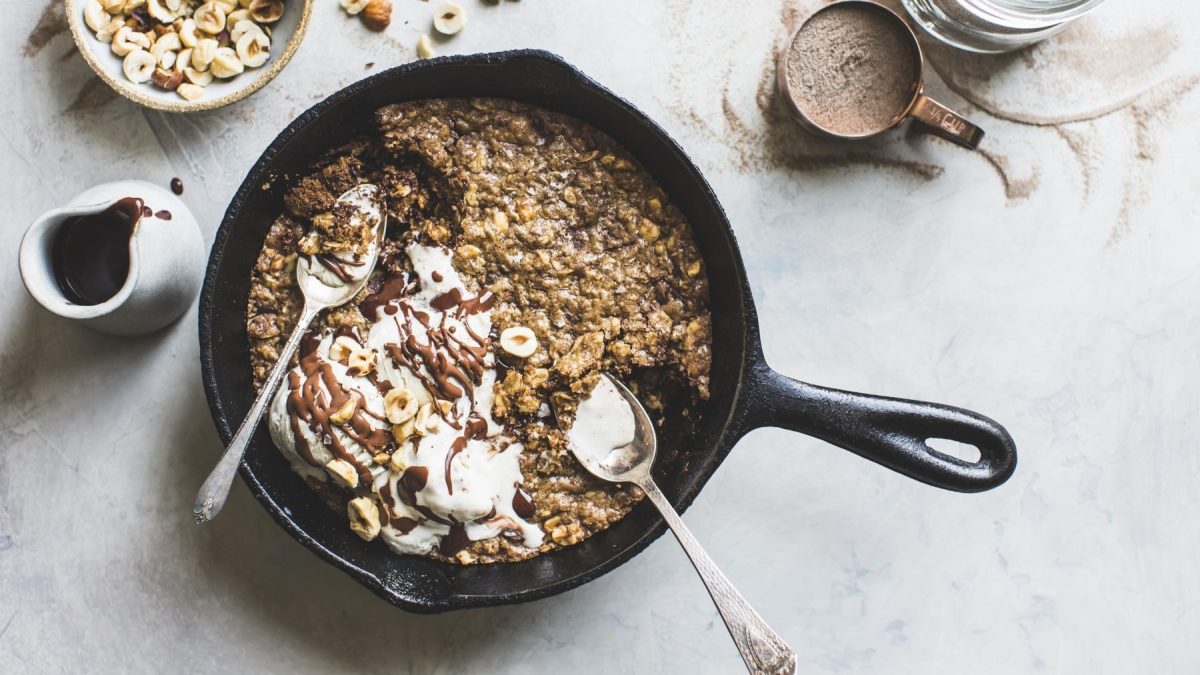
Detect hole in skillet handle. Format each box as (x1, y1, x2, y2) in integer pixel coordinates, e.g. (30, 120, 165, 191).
(925, 437, 983, 464)
(745, 363, 1017, 493)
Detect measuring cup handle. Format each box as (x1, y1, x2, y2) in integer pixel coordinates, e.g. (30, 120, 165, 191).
(909, 94, 985, 150)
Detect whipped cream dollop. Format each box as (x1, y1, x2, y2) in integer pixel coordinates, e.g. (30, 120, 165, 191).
(269, 243, 543, 558)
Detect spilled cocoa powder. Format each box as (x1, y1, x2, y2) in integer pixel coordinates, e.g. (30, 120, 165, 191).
(24, 0, 66, 58)
(783, 3, 919, 135)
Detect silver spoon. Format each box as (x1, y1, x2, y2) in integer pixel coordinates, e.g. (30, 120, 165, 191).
(193, 184, 386, 524)
(570, 374, 798, 675)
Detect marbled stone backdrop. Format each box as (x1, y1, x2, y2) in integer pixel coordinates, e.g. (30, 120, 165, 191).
(2, 0, 1198, 672)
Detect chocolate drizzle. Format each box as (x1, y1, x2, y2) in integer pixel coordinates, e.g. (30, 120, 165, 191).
(444, 413, 489, 494)
(439, 523, 471, 556)
(315, 253, 365, 283)
(381, 288, 494, 406)
(359, 274, 414, 318)
(284, 333, 391, 483)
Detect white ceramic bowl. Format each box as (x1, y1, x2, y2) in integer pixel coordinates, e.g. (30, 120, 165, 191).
(65, 0, 312, 112)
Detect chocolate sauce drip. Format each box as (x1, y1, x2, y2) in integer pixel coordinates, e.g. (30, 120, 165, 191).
(154, 209, 172, 220)
(170, 177, 184, 195)
(439, 523, 471, 556)
(359, 274, 413, 318)
(300, 330, 321, 358)
(284, 337, 391, 483)
(431, 270, 443, 282)
(315, 253, 364, 283)
(430, 288, 464, 311)
(50, 197, 142, 306)
(444, 437, 467, 495)
(140, 205, 153, 218)
(391, 517, 419, 535)
(512, 484, 536, 519)
(443, 413, 490, 494)
(392, 465, 452, 526)
(399, 465, 428, 498)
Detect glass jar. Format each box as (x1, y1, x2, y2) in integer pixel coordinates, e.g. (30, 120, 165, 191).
(899, 0, 1110, 53)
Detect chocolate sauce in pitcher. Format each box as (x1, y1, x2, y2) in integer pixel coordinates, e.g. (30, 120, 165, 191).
(50, 197, 143, 305)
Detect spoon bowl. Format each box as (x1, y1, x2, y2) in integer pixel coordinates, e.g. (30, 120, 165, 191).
(295, 184, 386, 306)
(570, 374, 659, 484)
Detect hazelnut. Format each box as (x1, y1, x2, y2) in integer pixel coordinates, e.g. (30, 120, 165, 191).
(384, 388, 418, 424)
(176, 82, 205, 100)
(248, 0, 283, 23)
(328, 396, 358, 425)
(150, 66, 183, 90)
(360, 0, 391, 31)
(414, 402, 437, 436)
(346, 347, 375, 376)
(328, 336, 358, 363)
(389, 452, 407, 473)
(498, 326, 538, 358)
(347, 497, 381, 541)
(193, 2, 226, 34)
(416, 33, 435, 59)
(324, 459, 359, 489)
(391, 419, 416, 444)
(432, 1, 466, 35)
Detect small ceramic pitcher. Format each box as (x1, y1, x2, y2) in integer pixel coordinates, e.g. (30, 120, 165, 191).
(19, 180, 205, 336)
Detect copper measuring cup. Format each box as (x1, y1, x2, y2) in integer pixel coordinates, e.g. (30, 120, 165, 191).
(777, 0, 984, 150)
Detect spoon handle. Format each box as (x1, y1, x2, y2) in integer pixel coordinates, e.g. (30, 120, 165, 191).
(638, 478, 797, 675)
(193, 304, 319, 524)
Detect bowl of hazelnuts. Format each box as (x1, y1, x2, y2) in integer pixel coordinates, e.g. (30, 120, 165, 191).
(66, 0, 313, 111)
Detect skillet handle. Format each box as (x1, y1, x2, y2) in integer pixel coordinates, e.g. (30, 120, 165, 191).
(747, 365, 1016, 492)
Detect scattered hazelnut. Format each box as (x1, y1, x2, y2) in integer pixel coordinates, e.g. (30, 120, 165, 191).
(414, 402, 437, 436)
(360, 0, 391, 31)
(192, 38, 218, 71)
(389, 452, 406, 473)
(84, 0, 111, 32)
(499, 326, 538, 358)
(324, 458, 360, 488)
(432, 1, 466, 35)
(384, 388, 418, 424)
(328, 396, 358, 425)
(328, 335, 357, 363)
(347, 497, 381, 541)
(346, 347, 375, 376)
(416, 33, 435, 59)
(391, 419, 416, 444)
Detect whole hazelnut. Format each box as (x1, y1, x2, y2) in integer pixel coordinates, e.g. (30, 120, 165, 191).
(361, 0, 391, 31)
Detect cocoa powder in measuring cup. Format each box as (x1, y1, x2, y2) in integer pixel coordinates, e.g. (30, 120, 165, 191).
(783, 3, 920, 136)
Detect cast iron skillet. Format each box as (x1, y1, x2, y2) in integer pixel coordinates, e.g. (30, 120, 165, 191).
(199, 50, 1017, 613)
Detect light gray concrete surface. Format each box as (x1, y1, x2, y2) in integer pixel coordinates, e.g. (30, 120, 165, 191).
(2, 0, 1198, 673)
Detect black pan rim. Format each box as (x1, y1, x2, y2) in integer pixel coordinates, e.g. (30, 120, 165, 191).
(198, 49, 759, 613)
